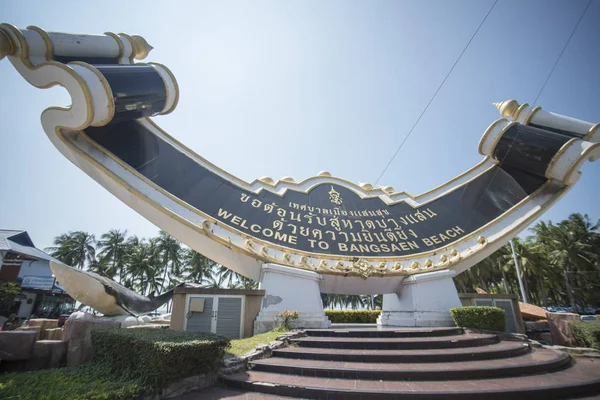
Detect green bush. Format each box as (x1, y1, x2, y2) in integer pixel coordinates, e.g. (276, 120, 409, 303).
(0, 328, 230, 400)
(92, 328, 230, 389)
(450, 306, 506, 331)
(0, 363, 149, 400)
(569, 321, 600, 350)
(325, 310, 381, 323)
(0, 281, 20, 314)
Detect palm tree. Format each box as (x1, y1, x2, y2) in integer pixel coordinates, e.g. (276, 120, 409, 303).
(182, 249, 215, 284)
(503, 238, 549, 305)
(531, 214, 599, 309)
(87, 255, 110, 277)
(203, 268, 226, 288)
(125, 236, 166, 295)
(157, 231, 182, 290)
(46, 231, 96, 269)
(232, 276, 259, 289)
(215, 265, 239, 288)
(97, 229, 128, 282)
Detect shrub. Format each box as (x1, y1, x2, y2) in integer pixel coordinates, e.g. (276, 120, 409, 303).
(0, 363, 149, 400)
(569, 321, 600, 350)
(325, 310, 381, 323)
(275, 309, 299, 330)
(450, 306, 506, 331)
(92, 328, 230, 389)
(0, 281, 20, 314)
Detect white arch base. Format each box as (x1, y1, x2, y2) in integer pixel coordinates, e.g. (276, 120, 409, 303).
(254, 264, 331, 334)
(377, 269, 462, 327)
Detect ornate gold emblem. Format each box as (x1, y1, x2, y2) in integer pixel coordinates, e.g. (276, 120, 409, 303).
(352, 258, 378, 278)
(328, 186, 343, 205)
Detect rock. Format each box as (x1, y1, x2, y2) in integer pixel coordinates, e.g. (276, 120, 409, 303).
(525, 320, 550, 331)
(68, 311, 95, 321)
(101, 315, 148, 328)
(28, 319, 59, 330)
(150, 319, 171, 325)
(0, 331, 37, 361)
(126, 324, 164, 329)
(27, 340, 67, 370)
(63, 318, 120, 366)
(520, 302, 548, 321)
(45, 327, 64, 341)
(28, 319, 59, 340)
(268, 340, 284, 350)
(15, 326, 41, 341)
(546, 312, 579, 347)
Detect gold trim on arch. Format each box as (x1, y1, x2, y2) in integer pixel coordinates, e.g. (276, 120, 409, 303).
(524, 106, 542, 125)
(563, 142, 600, 184)
(26, 25, 53, 61)
(117, 32, 136, 64)
(544, 137, 578, 180)
(69, 61, 115, 127)
(103, 32, 124, 62)
(147, 62, 180, 115)
(488, 121, 518, 157)
(585, 123, 599, 141)
(0, 24, 95, 129)
(73, 126, 554, 265)
(512, 103, 529, 122)
(478, 118, 507, 156)
(4, 25, 589, 278)
(1, 23, 29, 58)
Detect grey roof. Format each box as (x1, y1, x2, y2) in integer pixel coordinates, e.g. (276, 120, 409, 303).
(0, 230, 24, 251)
(0, 229, 59, 262)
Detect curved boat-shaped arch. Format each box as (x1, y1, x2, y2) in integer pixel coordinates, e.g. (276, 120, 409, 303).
(1, 25, 598, 294)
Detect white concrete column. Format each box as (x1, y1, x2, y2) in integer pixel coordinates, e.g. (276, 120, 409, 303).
(253, 264, 331, 334)
(377, 269, 461, 327)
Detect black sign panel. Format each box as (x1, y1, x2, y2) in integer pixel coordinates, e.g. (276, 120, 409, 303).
(85, 121, 556, 258)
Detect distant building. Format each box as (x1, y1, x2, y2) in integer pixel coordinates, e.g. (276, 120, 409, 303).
(0, 230, 74, 318)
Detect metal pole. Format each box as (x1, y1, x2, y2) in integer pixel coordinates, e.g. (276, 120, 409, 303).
(509, 240, 528, 303)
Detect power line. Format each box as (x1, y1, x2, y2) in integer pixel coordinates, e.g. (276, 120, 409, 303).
(369, 0, 500, 192)
(463, 0, 592, 229)
(531, 0, 593, 107)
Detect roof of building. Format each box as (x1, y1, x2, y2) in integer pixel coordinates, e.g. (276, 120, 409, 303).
(0, 229, 59, 263)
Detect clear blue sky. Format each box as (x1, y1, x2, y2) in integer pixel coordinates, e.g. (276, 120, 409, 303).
(1, 0, 599, 251)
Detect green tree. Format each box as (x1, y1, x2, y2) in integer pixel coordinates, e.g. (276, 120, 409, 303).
(157, 231, 182, 291)
(125, 237, 160, 295)
(0, 282, 20, 315)
(47, 231, 96, 269)
(182, 249, 215, 284)
(97, 229, 128, 282)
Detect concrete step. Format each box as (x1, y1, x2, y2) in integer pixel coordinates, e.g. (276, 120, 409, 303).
(273, 340, 530, 363)
(250, 349, 571, 380)
(222, 358, 600, 399)
(304, 327, 463, 338)
(290, 333, 498, 350)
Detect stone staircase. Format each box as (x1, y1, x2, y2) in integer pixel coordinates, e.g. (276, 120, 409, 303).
(222, 327, 600, 399)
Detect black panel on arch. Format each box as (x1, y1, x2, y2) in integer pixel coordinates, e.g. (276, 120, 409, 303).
(84, 120, 564, 258)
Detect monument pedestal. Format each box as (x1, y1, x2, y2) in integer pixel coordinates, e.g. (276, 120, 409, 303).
(378, 269, 461, 327)
(254, 264, 331, 334)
